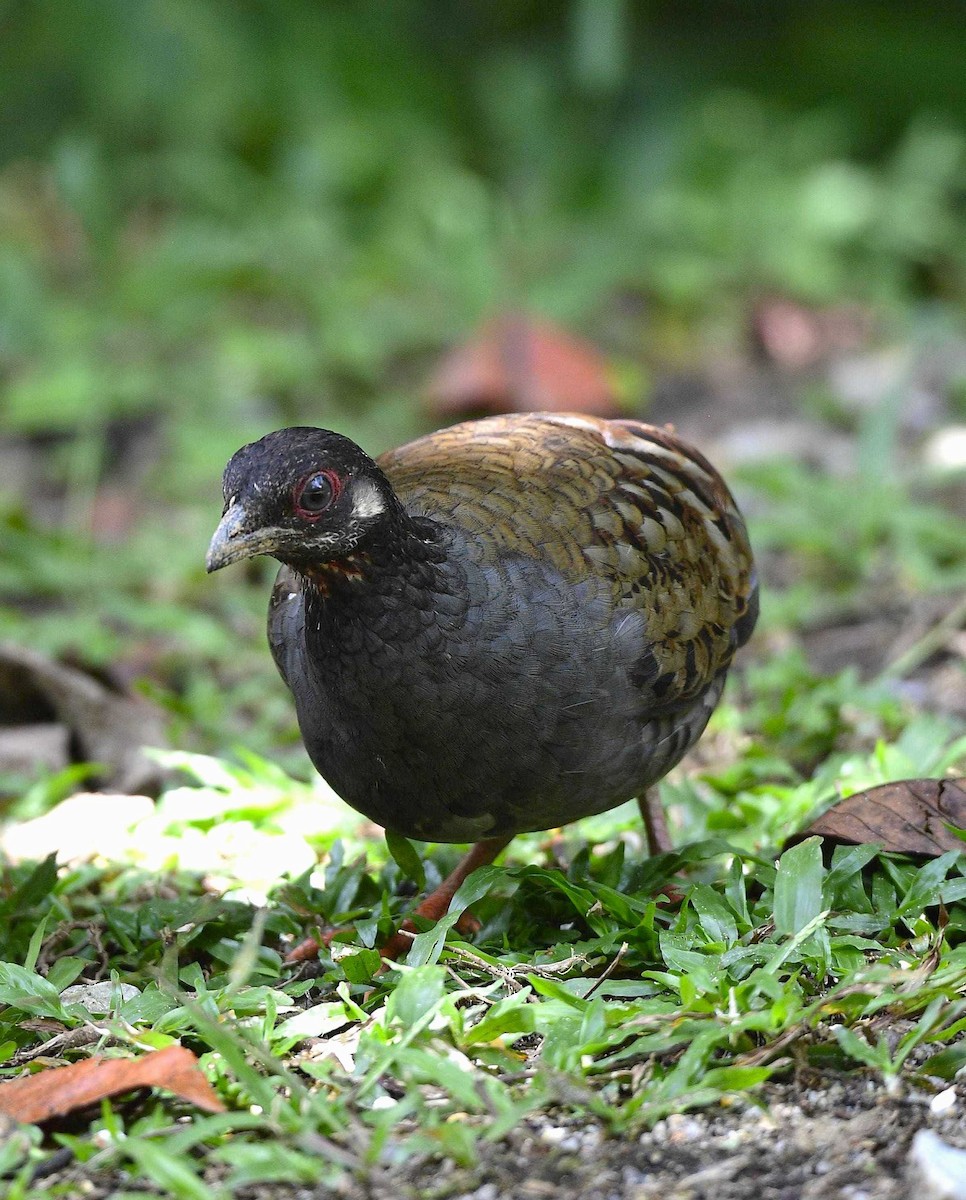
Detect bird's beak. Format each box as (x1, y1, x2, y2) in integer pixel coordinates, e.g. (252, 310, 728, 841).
(206, 502, 267, 573)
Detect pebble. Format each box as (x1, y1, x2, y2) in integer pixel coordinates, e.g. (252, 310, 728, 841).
(930, 1087, 958, 1116)
(538, 1126, 567, 1146)
(60, 981, 140, 1013)
(908, 1129, 966, 1200)
(923, 425, 966, 470)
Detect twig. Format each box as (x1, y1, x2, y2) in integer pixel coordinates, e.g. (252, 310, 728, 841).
(880, 592, 966, 680)
(37, 920, 109, 978)
(444, 945, 592, 992)
(443, 945, 524, 991)
(10, 1023, 116, 1067)
(583, 941, 629, 999)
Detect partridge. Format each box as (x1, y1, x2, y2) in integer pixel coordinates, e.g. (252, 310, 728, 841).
(207, 413, 758, 957)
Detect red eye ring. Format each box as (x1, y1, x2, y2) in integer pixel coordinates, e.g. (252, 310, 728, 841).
(293, 469, 342, 519)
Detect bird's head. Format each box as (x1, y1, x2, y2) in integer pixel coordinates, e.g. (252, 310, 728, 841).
(206, 427, 397, 574)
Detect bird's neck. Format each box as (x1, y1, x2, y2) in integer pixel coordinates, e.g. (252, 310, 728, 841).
(298, 512, 450, 630)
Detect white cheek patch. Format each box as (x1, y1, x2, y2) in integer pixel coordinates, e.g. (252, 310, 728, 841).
(351, 479, 385, 520)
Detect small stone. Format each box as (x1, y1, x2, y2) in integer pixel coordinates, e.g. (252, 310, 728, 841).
(908, 1129, 966, 1200)
(538, 1126, 567, 1146)
(665, 1114, 702, 1144)
(647, 1121, 666, 1144)
(60, 981, 140, 1013)
(930, 1087, 958, 1116)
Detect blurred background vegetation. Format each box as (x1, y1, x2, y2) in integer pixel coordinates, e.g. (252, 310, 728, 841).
(1, 0, 965, 777)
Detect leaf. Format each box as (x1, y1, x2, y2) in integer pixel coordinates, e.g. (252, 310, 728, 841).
(690, 884, 739, 945)
(0, 854, 59, 920)
(273, 1002, 349, 1044)
(449, 864, 507, 915)
(0, 1045, 226, 1123)
(700, 1064, 774, 1092)
(461, 993, 536, 1045)
(800, 779, 966, 856)
(774, 838, 824, 935)
(897, 850, 963, 916)
(384, 830, 425, 891)
(0, 962, 69, 1020)
(387, 966, 446, 1028)
(120, 1138, 218, 1200)
(919, 1044, 966, 1081)
(340, 949, 382, 984)
(823, 843, 882, 901)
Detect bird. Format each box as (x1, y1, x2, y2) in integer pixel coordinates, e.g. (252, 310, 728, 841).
(206, 412, 758, 959)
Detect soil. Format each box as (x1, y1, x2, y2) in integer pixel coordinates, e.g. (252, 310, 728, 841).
(33, 1073, 966, 1199)
(361, 1076, 964, 1200)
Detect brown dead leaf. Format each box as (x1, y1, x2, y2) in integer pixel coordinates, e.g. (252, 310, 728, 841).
(426, 313, 619, 419)
(800, 778, 966, 856)
(0, 1044, 226, 1124)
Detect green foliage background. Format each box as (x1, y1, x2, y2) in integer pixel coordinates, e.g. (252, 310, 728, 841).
(3, 0, 966, 470)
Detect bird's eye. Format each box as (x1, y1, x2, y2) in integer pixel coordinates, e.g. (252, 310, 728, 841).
(294, 470, 341, 518)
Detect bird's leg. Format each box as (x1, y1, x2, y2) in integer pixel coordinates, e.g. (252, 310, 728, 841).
(285, 834, 512, 965)
(638, 788, 684, 905)
(638, 787, 672, 855)
(378, 834, 513, 960)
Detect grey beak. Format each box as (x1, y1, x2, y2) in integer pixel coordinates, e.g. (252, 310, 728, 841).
(206, 502, 257, 573)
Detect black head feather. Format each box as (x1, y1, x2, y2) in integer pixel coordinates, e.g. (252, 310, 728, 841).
(207, 427, 399, 573)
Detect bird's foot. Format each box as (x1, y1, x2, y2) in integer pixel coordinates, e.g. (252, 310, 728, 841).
(284, 908, 483, 966)
(284, 835, 510, 967)
(370, 908, 483, 962)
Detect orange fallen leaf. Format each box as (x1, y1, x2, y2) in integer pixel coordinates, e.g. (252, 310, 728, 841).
(426, 313, 619, 419)
(799, 778, 966, 857)
(0, 1044, 226, 1124)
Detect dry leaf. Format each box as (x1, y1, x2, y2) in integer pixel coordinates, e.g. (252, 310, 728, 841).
(800, 778, 966, 856)
(0, 1044, 226, 1123)
(426, 313, 618, 419)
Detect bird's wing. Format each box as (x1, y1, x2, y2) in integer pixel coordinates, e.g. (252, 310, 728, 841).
(378, 412, 758, 708)
(268, 565, 306, 689)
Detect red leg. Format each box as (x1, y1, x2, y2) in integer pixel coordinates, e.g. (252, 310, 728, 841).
(638, 788, 672, 854)
(638, 788, 684, 905)
(379, 835, 512, 960)
(285, 834, 512, 965)
(285, 927, 339, 964)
